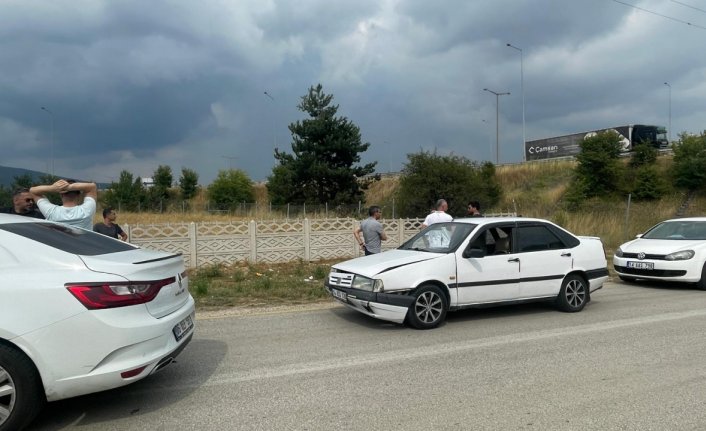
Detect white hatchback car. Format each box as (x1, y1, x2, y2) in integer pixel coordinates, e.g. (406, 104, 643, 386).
(326, 217, 608, 329)
(614, 217, 706, 289)
(0, 215, 195, 431)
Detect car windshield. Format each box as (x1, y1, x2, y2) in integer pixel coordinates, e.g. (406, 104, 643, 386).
(0, 221, 137, 255)
(399, 222, 476, 253)
(642, 221, 706, 240)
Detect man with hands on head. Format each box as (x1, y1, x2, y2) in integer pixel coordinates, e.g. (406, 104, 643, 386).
(30, 179, 97, 230)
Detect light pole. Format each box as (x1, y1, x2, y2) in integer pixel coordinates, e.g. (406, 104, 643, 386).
(507, 43, 526, 161)
(263, 91, 277, 150)
(221, 155, 237, 170)
(483, 88, 510, 164)
(664, 82, 671, 143)
(40, 106, 54, 175)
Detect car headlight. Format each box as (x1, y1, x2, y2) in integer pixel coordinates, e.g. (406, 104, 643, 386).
(665, 250, 695, 261)
(614, 247, 624, 258)
(351, 275, 384, 292)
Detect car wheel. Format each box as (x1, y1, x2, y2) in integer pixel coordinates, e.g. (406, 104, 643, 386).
(0, 344, 45, 431)
(696, 264, 706, 291)
(619, 275, 636, 283)
(407, 284, 448, 329)
(556, 274, 589, 312)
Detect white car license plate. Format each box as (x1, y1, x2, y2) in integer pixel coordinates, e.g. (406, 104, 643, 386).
(627, 261, 654, 270)
(173, 314, 194, 342)
(331, 288, 347, 301)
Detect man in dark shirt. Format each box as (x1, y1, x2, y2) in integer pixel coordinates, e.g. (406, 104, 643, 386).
(0, 188, 45, 219)
(93, 207, 127, 241)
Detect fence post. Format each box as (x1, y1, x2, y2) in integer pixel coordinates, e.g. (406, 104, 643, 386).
(624, 193, 632, 241)
(303, 218, 311, 262)
(249, 220, 257, 263)
(189, 222, 197, 268)
(398, 218, 405, 246)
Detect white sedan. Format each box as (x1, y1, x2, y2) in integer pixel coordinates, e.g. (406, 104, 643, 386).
(326, 217, 608, 329)
(0, 215, 195, 431)
(614, 217, 706, 289)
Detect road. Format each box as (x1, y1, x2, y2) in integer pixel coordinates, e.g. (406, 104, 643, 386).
(29, 281, 706, 430)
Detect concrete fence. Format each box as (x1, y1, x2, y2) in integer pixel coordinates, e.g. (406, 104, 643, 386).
(124, 218, 425, 268)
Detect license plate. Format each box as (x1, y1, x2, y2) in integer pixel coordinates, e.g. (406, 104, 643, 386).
(173, 314, 194, 342)
(331, 288, 347, 302)
(627, 261, 654, 270)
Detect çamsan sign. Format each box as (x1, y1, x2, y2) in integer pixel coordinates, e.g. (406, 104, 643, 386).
(525, 126, 631, 161)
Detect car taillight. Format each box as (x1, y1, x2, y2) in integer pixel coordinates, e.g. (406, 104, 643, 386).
(66, 277, 176, 309)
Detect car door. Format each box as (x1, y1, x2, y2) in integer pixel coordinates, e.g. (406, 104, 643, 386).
(455, 223, 520, 304)
(515, 222, 573, 298)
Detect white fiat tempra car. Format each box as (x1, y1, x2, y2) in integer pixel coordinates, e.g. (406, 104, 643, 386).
(0, 215, 195, 431)
(326, 217, 608, 329)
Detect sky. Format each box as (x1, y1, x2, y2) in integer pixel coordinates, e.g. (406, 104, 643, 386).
(1, 0, 704, 185)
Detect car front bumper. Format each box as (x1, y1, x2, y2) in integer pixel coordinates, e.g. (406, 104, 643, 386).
(325, 284, 414, 324)
(613, 257, 699, 282)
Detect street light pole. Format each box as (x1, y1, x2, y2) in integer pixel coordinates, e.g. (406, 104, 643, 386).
(664, 82, 671, 143)
(263, 91, 276, 150)
(483, 88, 510, 164)
(40, 106, 54, 175)
(507, 43, 526, 161)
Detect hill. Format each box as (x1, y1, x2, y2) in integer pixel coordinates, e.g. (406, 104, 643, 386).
(0, 165, 49, 188)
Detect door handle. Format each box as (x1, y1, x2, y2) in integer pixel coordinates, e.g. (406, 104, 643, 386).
(561, 252, 572, 257)
(508, 258, 520, 263)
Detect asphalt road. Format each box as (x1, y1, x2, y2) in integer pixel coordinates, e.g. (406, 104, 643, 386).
(29, 281, 706, 431)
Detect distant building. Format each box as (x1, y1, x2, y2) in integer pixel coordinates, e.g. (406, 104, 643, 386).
(141, 177, 154, 188)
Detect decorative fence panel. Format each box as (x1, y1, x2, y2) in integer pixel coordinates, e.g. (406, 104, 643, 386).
(124, 218, 424, 268)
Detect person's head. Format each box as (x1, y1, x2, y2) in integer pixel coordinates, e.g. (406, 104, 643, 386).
(368, 205, 382, 219)
(468, 200, 481, 215)
(59, 180, 81, 206)
(103, 207, 117, 222)
(12, 188, 35, 213)
(435, 199, 448, 212)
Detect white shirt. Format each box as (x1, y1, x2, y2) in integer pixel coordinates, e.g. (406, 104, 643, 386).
(423, 211, 453, 227)
(37, 196, 97, 231)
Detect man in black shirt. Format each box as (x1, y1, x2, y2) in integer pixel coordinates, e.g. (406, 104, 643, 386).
(93, 207, 127, 241)
(0, 188, 45, 219)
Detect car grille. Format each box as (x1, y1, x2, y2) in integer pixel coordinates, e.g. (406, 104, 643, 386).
(614, 265, 686, 277)
(328, 272, 354, 288)
(620, 252, 667, 260)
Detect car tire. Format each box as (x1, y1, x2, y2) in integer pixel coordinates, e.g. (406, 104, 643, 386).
(556, 274, 589, 312)
(619, 275, 636, 283)
(696, 264, 706, 291)
(0, 344, 45, 431)
(407, 284, 448, 329)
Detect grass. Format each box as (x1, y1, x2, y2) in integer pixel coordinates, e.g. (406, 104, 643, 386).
(188, 259, 334, 310)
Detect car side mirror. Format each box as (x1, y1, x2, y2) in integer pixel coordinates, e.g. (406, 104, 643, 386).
(463, 247, 486, 258)
(635, 234, 643, 239)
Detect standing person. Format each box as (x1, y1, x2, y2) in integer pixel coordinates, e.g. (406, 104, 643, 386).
(0, 188, 45, 219)
(30, 179, 97, 230)
(467, 200, 482, 217)
(354, 205, 388, 255)
(421, 199, 453, 228)
(94, 207, 128, 241)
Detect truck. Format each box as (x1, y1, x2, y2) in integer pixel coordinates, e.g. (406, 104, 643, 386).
(525, 124, 669, 161)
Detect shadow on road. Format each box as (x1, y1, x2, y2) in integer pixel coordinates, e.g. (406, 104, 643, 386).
(28, 338, 227, 430)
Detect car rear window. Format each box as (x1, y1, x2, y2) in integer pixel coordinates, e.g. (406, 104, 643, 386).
(0, 222, 136, 255)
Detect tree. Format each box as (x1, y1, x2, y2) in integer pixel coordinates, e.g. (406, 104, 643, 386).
(101, 170, 146, 211)
(396, 151, 502, 218)
(11, 174, 34, 190)
(672, 132, 706, 190)
(564, 131, 624, 209)
(268, 84, 376, 205)
(628, 143, 666, 200)
(146, 165, 173, 211)
(207, 169, 254, 210)
(179, 167, 199, 200)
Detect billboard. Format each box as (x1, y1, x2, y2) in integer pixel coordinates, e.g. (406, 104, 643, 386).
(525, 126, 631, 161)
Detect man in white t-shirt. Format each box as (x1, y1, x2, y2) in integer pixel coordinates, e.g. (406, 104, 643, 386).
(30, 179, 97, 230)
(421, 199, 453, 228)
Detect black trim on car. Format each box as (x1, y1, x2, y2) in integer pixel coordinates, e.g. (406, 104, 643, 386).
(325, 283, 415, 307)
(585, 268, 610, 279)
(613, 265, 687, 277)
(620, 253, 666, 260)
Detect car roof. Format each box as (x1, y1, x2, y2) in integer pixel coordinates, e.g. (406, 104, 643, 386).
(662, 217, 706, 222)
(452, 217, 550, 225)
